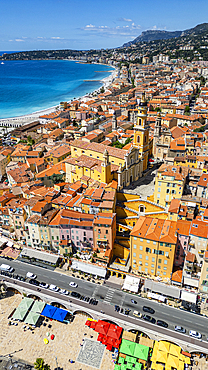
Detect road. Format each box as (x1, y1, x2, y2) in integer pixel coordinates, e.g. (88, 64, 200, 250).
(1, 256, 208, 344)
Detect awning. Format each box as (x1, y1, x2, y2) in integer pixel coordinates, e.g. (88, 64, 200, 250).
(31, 300, 45, 313)
(18, 297, 34, 311)
(7, 241, 13, 248)
(183, 276, 199, 288)
(144, 279, 180, 299)
(21, 248, 59, 264)
(24, 311, 40, 325)
(147, 292, 166, 302)
(180, 290, 197, 304)
(12, 307, 28, 321)
(52, 308, 68, 322)
(71, 260, 107, 278)
(122, 275, 140, 293)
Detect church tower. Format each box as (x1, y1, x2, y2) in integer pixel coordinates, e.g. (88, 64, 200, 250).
(153, 113, 162, 157)
(133, 93, 150, 171)
(101, 149, 111, 183)
(112, 113, 117, 131)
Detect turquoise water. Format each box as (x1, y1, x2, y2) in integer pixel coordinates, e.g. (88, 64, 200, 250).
(0, 60, 113, 118)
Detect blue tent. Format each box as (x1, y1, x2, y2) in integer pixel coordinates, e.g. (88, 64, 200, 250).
(41, 304, 57, 318)
(52, 308, 68, 322)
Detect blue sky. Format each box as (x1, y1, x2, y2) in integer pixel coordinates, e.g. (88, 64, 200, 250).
(1, 0, 208, 51)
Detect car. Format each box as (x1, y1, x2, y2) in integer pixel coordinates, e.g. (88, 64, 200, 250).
(157, 320, 168, 328)
(115, 305, 120, 312)
(133, 310, 141, 318)
(48, 284, 59, 292)
(124, 309, 130, 315)
(69, 281, 78, 288)
(71, 291, 80, 298)
(26, 272, 37, 279)
(143, 306, 155, 314)
(29, 279, 39, 286)
(189, 330, 202, 339)
(175, 326, 186, 334)
(39, 282, 49, 289)
(131, 299, 137, 304)
(142, 315, 156, 324)
(59, 289, 69, 295)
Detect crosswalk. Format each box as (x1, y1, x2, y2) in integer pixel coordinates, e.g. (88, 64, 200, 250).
(92, 285, 99, 298)
(103, 288, 115, 304)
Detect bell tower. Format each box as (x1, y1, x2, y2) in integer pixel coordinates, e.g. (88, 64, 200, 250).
(112, 113, 117, 131)
(133, 93, 150, 171)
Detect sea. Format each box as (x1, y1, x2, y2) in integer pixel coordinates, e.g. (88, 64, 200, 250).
(0, 53, 113, 119)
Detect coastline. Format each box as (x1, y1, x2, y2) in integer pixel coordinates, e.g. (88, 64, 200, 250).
(0, 62, 117, 126)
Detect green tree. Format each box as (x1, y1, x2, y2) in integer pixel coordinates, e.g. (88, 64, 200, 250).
(184, 106, 190, 114)
(100, 86, 105, 94)
(34, 358, 51, 370)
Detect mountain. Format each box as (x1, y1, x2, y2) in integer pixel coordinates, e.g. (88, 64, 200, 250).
(123, 23, 208, 47)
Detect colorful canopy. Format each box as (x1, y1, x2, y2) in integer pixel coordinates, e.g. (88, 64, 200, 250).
(166, 354, 179, 369)
(134, 363, 142, 370)
(178, 361, 185, 370)
(158, 341, 170, 353)
(156, 350, 168, 363)
(41, 304, 57, 318)
(85, 320, 91, 326)
(133, 343, 149, 361)
(118, 357, 125, 364)
(184, 357, 191, 365)
(24, 311, 40, 325)
(18, 297, 34, 311)
(52, 308, 67, 322)
(12, 307, 28, 321)
(31, 300, 45, 313)
(107, 324, 122, 340)
(169, 343, 181, 357)
(94, 320, 110, 335)
(120, 339, 136, 357)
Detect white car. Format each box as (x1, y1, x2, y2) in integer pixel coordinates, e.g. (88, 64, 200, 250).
(26, 272, 37, 279)
(189, 330, 202, 339)
(49, 284, 59, 292)
(69, 281, 78, 288)
(39, 282, 49, 289)
(59, 289, 69, 295)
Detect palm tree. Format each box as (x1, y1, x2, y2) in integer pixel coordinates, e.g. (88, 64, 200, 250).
(34, 358, 50, 370)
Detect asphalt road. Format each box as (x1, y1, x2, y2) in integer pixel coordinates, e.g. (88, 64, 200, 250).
(1, 257, 208, 343)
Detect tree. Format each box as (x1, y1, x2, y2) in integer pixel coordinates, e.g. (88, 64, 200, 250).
(184, 106, 190, 114)
(34, 358, 51, 370)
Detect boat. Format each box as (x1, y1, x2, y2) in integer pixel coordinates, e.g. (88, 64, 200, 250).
(1, 62, 4, 65)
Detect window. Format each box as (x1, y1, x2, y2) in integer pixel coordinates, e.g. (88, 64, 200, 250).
(158, 259, 162, 264)
(134, 244, 137, 249)
(106, 230, 108, 234)
(134, 237, 137, 240)
(158, 182, 161, 186)
(56, 236, 59, 240)
(166, 189, 170, 193)
(140, 246, 143, 250)
(165, 252, 169, 257)
(140, 238, 143, 242)
(133, 264, 136, 268)
(145, 268, 148, 273)
(146, 247, 151, 253)
(153, 241, 156, 245)
(145, 262, 148, 266)
(157, 194, 160, 198)
(152, 257, 155, 262)
(133, 259, 136, 263)
(133, 252, 136, 257)
(137, 136, 140, 143)
(158, 188, 161, 192)
(163, 272, 166, 275)
(76, 236, 79, 240)
(151, 264, 154, 268)
(158, 265, 161, 269)
(164, 260, 167, 265)
(151, 269, 154, 274)
(139, 254, 142, 259)
(146, 256, 149, 260)
(98, 229, 101, 233)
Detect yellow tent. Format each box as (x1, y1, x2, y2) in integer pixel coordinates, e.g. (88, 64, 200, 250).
(179, 354, 185, 362)
(156, 351, 168, 364)
(153, 341, 159, 352)
(166, 354, 179, 369)
(178, 360, 184, 370)
(151, 353, 158, 363)
(169, 343, 181, 357)
(184, 357, 191, 365)
(158, 341, 170, 353)
(156, 364, 164, 370)
(165, 366, 172, 370)
(150, 361, 157, 370)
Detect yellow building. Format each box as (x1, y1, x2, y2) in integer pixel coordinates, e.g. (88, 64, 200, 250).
(174, 155, 198, 169)
(44, 145, 71, 165)
(154, 164, 189, 207)
(130, 216, 177, 279)
(133, 93, 149, 171)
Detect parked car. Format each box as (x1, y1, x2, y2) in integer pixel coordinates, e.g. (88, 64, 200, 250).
(29, 279, 39, 286)
(115, 305, 120, 312)
(175, 326, 186, 334)
(26, 272, 37, 279)
(189, 330, 202, 339)
(59, 289, 69, 295)
(142, 315, 156, 324)
(131, 299, 137, 304)
(143, 306, 155, 314)
(157, 320, 168, 328)
(71, 291, 80, 298)
(133, 310, 141, 318)
(39, 282, 49, 289)
(48, 284, 59, 292)
(69, 281, 78, 288)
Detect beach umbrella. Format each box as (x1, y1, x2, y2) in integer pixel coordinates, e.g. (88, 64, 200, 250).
(51, 334, 55, 340)
(46, 332, 50, 337)
(44, 338, 49, 344)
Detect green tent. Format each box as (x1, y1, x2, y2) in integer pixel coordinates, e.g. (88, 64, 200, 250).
(120, 339, 136, 357)
(118, 357, 125, 364)
(31, 300, 45, 313)
(134, 363, 142, 370)
(114, 365, 121, 370)
(18, 297, 34, 311)
(134, 343, 149, 361)
(24, 311, 40, 325)
(12, 307, 28, 321)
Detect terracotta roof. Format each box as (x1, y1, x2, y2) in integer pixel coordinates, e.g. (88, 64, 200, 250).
(171, 269, 183, 283)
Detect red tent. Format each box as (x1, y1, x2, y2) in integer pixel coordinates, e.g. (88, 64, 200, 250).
(90, 321, 97, 329)
(97, 334, 103, 342)
(107, 324, 122, 340)
(101, 336, 108, 346)
(106, 344, 112, 351)
(107, 336, 116, 347)
(114, 339, 121, 348)
(94, 320, 110, 335)
(85, 320, 91, 326)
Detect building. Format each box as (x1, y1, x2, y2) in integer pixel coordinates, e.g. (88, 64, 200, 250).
(130, 216, 177, 279)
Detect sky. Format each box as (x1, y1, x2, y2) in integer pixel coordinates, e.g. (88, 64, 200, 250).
(1, 0, 208, 51)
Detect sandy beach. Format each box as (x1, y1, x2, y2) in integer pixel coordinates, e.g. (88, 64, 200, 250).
(0, 63, 117, 128)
